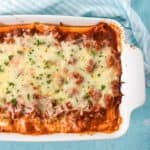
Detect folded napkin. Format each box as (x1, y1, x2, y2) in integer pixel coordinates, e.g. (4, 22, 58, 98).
(0, 0, 150, 86)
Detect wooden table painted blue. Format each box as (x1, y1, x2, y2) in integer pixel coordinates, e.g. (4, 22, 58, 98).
(0, 0, 149, 149)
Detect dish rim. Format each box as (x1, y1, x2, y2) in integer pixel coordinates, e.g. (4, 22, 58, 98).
(0, 15, 146, 141)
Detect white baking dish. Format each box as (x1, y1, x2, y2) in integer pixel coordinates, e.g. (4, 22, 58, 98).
(0, 15, 146, 141)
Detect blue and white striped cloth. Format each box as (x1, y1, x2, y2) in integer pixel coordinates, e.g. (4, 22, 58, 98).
(0, 0, 150, 86)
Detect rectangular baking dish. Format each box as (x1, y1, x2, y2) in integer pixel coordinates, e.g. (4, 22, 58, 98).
(0, 15, 146, 141)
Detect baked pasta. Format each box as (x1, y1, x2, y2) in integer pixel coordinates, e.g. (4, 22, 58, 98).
(0, 22, 122, 134)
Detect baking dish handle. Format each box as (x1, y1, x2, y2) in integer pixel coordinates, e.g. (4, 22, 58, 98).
(121, 44, 146, 112)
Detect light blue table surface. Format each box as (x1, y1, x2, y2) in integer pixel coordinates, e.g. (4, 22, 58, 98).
(0, 0, 149, 149)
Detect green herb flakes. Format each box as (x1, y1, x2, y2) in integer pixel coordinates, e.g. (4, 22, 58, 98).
(55, 90, 60, 93)
(17, 50, 23, 55)
(27, 93, 30, 100)
(0, 65, 4, 72)
(100, 84, 106, 91)
(56, 51, 64, 58)
(44, 61, 50, 69)
(34, 39, 46, 46)
(84, 93, 90, 99)
(46, 74, 51, 78)
(46, 80, 51, 84)
(11, 98, 17, 106)
(8, 55, 14, 61)
(4, 61, 9, 66)
(91, 50, 96, 56)
(97, 73, 101, 77)
(8, 82, 15, 87)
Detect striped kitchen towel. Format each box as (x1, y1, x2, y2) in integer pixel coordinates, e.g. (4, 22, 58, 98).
(0, 0, 150, 86)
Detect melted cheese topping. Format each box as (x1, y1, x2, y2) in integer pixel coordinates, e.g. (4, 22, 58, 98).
(0, 34, 118, 116)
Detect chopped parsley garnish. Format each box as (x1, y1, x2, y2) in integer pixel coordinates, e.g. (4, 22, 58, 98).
(80, 68, 84, 72)
(17, 50, 23, 55)
(36, 76, 40, 80)
(46, 80, 51, 84)
(97, 73, 101, 77)
(46, 74, 51, 78)
(84, 93, 90, 99)
(56, 51, 64, 58)
(44, 61, 50, 69)
(34, 39, 46, 46)
(4, 61, 9, 66)
(0, 65, 4, 72)
(11, 98, 17, 106)
(98, 52, 103, 57)
(57, 51, 60, 55)
(91, 50, 96, 56)
(99, 54, 103, 58)
(8, 82, 15, 87)
(27, 93, 30, 100)
(6, 90, 11, 94)
(100, 84, 106, 90)
(8, 55, 14, 60)
(79, 46, 82, 51)
(55, 90, 60, 93)
(35, 75, 43, 80)
(59, 98, 64, 102)
(29, 49, 34, 55)
(64, 80, 68, 84)
(47, 44, 51, 48)
(84, 93, 91, 104)
(29, 58, 35, 65)
(75, 98, 79, 103)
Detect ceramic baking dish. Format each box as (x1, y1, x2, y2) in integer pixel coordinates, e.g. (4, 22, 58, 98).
(0, 15, 146, 141)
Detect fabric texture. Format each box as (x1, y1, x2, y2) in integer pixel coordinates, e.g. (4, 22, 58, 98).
(0, 0, 149, 86)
